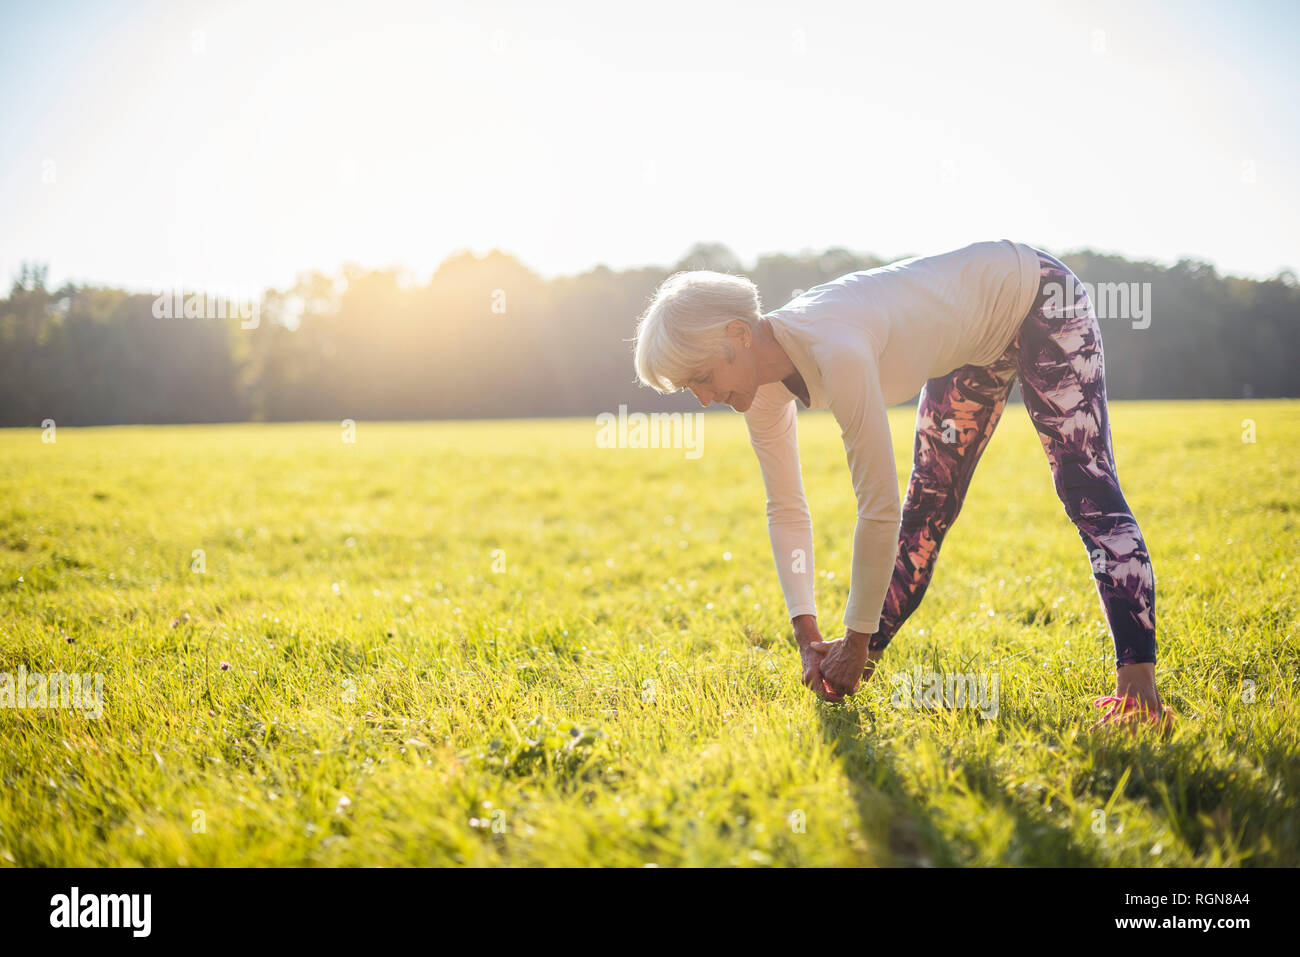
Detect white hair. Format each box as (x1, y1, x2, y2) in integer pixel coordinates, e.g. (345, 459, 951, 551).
(631, 270, 763, 393)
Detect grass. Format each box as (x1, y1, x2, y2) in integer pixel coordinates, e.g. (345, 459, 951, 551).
(0, 399, 1296, 867)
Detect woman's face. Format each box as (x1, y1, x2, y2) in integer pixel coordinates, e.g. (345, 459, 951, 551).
(683, 323, 755, 412)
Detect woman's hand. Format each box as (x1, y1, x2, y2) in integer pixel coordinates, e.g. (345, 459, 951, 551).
(809, 628, 879, 699)
(792, 615, 842, 702)
(799, 641, 841, 702)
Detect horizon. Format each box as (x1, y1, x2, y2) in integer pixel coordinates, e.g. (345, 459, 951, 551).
(8, 238, 1295, 301)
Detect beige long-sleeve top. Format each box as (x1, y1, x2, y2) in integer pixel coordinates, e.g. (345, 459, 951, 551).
(744, 239, 1041, 634)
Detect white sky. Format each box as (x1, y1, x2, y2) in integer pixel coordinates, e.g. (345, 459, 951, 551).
(2, 0, 1297, 294)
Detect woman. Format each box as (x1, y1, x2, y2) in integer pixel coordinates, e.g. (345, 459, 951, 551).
(632, 240, 1172, 729)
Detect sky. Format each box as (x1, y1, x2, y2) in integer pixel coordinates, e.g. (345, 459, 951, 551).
(1, 0, 1297, 295)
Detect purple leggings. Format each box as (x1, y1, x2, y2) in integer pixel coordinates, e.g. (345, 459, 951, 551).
(869, 249, 1157, 666)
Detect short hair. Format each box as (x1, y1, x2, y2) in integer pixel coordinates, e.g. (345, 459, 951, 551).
(631, 270, 763, 393)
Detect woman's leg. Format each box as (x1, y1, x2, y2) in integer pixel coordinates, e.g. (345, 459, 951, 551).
(870, 351, 1019, 652)
(1015, 250, 1157, 668)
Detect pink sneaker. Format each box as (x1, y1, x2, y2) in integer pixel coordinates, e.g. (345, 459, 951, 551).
(1090, 695, 1176, 733)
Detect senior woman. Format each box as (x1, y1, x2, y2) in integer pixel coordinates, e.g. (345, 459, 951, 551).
(632, 239, 1172, 729)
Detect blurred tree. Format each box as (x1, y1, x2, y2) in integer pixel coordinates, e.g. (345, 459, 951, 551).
(1, 245, 1295, 427)
(671, 241, 743, 274)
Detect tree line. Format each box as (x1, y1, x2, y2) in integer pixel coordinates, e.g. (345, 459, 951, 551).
(1, 243, 1296, 427)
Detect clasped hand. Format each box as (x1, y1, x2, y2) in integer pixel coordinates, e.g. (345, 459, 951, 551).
(794, 617, 882, 702)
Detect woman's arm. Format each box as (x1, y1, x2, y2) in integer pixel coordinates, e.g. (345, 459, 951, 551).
(823, 344, 902, 639)
(745, 389, 847, 700)
(743, 384, 818, 626)
(800, 346, 902, 697)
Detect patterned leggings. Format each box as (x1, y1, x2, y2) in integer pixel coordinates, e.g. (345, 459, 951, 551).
(870, 249, 1157, 666)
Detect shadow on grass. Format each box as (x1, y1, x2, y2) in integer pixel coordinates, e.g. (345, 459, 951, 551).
(817, 700, 1113, 865)
(1059, 731, 1298, 866)
(816, 696, 1298, 866)
(814, 703, 954, 866)
(816, 702, 1104, 866)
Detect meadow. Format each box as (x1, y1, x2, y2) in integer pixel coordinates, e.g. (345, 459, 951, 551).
(0, 399, 1296, 867)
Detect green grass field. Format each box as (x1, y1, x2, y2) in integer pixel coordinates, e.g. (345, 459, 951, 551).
(1, 400, 1296, 867)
